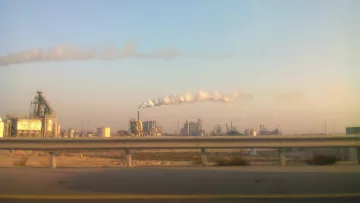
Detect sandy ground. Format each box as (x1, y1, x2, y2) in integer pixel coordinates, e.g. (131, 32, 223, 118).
(0, 149, 347, 168)
(0, 150, 194, 168)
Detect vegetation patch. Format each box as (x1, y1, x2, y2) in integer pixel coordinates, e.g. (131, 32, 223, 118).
(306, 155, 338, 165)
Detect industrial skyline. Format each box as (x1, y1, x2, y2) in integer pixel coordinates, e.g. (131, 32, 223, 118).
(1, 0, 359, 133)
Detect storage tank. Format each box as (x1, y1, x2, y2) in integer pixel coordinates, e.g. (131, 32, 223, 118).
(57, 124, 61, 137)
(0, 117, 4, 138)
(68, 128, 74, 137)
(97, 127, 110, 137)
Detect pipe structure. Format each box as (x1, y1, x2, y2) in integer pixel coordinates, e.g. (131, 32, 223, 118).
(37, 91, 55, 116)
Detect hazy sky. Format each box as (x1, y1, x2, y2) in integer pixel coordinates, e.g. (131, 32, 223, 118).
(0, 0, 359, 134)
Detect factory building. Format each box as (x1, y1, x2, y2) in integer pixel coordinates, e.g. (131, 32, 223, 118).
(180, 119, 204, 136)
(346, 127, 360, 135)
(142, 120, 156, 133)
(142, 120, 162, 136)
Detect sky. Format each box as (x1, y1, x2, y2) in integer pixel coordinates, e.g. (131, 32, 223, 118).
(0, 0, 359, 134)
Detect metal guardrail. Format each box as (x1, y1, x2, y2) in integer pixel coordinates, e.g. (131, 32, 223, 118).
(1, 135, 359, 168)
(0, 135, 359, 150)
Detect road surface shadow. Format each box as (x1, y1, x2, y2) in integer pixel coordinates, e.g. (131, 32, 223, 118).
(2, 197, 360, 203)
(60, 167, 360, 195)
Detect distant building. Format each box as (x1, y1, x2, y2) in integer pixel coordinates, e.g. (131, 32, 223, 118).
(346, 127, 360, 135)
(180, 119, 204, 136)
(345, 127, 360, 161)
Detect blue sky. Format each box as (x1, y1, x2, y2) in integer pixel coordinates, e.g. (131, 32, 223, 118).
(0, 0, 359, 134)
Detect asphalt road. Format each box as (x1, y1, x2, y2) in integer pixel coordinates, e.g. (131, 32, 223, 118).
(1, 166, 360, 203)
(2, 198, 360, 203)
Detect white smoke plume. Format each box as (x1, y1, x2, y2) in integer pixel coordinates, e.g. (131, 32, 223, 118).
(139, 90, 244, 109)
(0, 43, 232, 66)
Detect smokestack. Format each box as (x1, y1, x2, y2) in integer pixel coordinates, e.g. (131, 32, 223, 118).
(230, 121, 233, 131)
(137, 110, 140, 122)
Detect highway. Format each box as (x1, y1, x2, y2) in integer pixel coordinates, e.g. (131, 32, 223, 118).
(1, 166, 360, 203)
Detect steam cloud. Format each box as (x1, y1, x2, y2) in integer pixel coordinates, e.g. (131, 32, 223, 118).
(139, 90, 244, 109)
(0, 43, 231, 66)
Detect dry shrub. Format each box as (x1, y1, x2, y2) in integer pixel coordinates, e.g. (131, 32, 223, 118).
(216, 157, 250, 166)
(306, 155, 338, 165)
(13, 157, 28, 167)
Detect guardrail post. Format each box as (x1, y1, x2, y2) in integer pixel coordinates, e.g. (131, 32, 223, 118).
(200, 148, 208, 166)
(279, 149, 286, 166)
(349, 147, 358, 163)
(49, 152, 56, 169)
(125, 149, 132, 167)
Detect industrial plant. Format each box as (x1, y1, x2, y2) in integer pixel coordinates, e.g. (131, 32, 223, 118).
(1, 90, 346, 139)
(128, 110, 163, 137)
(2, 91, 60, 138)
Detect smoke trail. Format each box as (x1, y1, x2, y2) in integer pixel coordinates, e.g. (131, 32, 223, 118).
(139, 90, 244, 109)
(0, 43, 232, 66)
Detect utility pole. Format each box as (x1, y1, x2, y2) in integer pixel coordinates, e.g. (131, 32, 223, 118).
(325, 120, 327, 135)
(87, 120, 90, 133)
(81, 120, 83, 136)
